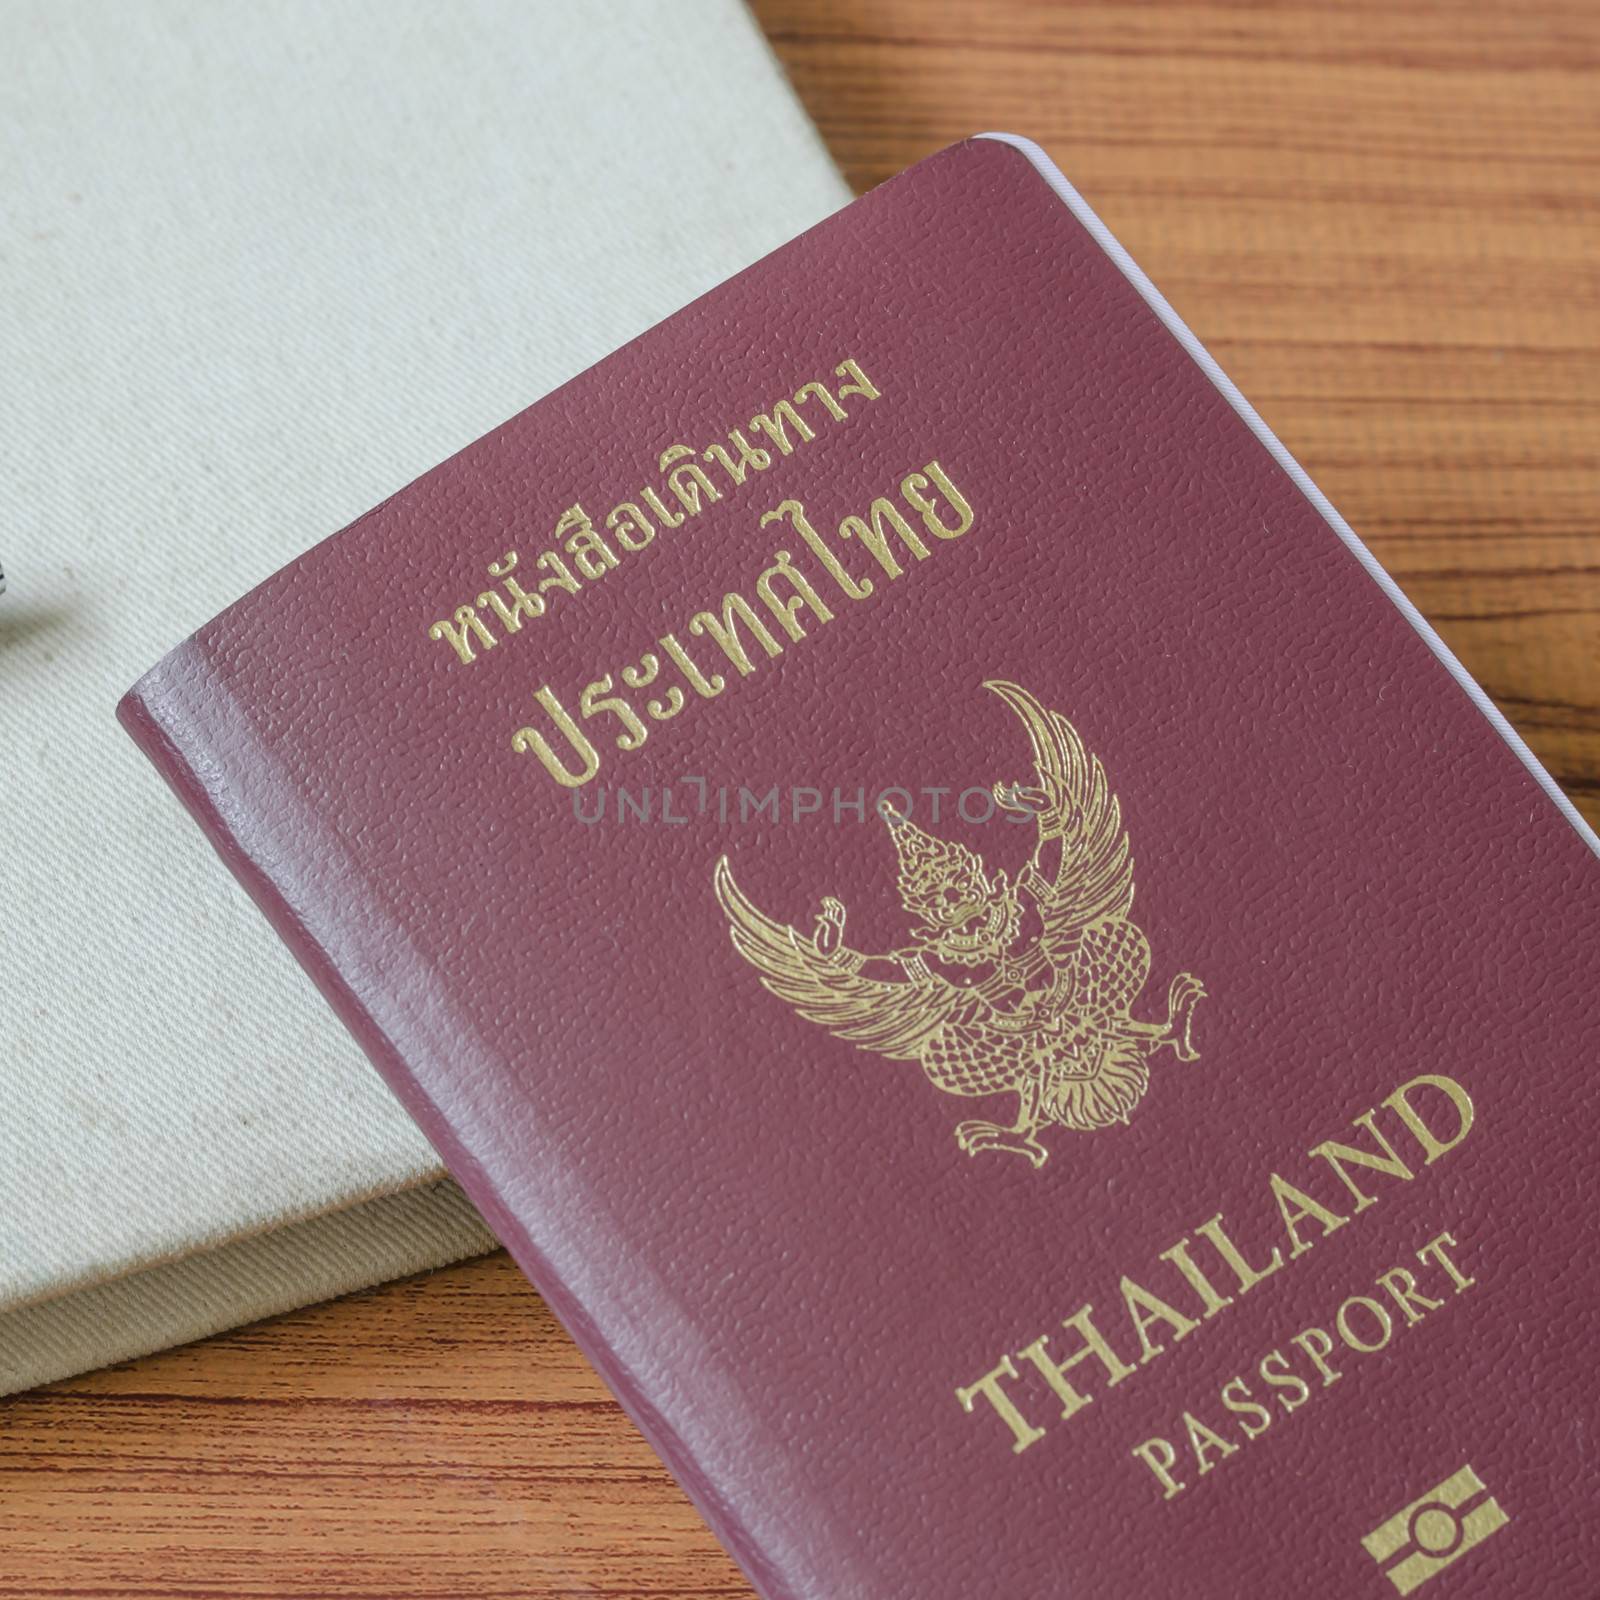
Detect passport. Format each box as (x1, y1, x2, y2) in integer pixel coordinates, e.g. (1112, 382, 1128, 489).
(119, 135, 1600, 1597)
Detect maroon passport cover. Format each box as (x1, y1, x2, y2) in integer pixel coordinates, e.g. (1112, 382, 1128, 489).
(120, 136, 1599, 1598)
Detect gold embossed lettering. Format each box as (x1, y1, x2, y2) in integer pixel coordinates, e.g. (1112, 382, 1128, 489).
(1131, 1437, 1187, 1499)
(1269, 1173, 1349, 1258)
(1017, 1305, 1136, 1420)
(955, 1356, 1046, 1455)
(1120, 1275, 1200, 1363)
(1384, 1075, 1475, 1164)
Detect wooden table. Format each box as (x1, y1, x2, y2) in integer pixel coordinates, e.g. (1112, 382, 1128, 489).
(6, 3, 1597, 1593)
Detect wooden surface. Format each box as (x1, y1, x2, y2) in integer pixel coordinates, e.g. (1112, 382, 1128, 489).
(6, 3, 1598, 1594)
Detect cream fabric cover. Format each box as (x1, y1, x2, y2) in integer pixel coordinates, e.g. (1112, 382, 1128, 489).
(0, 0, 848, 1394)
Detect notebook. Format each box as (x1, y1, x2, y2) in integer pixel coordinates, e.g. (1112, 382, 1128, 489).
(0, 0, 848, 1395)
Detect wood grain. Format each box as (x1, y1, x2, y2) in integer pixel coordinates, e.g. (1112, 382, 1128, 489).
(4, 3, 1596, 1593)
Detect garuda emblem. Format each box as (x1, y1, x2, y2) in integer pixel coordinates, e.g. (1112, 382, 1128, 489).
(714, 682, 1205, 1169)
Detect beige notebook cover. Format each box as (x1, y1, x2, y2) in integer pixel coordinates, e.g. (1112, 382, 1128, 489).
(0, 0, 848, 1394)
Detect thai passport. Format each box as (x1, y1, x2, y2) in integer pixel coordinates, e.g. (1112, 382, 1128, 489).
(119, 136, 1599, 1596)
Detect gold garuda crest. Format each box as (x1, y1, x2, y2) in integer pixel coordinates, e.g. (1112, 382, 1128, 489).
(714, 681, 1205, 1169)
